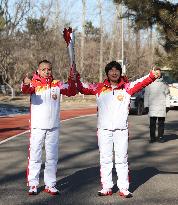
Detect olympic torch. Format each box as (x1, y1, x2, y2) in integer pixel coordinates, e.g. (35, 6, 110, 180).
(63, 27, 76, 77)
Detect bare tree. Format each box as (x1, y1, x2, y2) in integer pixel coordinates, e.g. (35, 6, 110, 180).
(0, 1, 163, 97)
(148, 27, 154, 65)
(0, 0, 31, 98)
(98, 0, 104, 82)
(135, 29, 140, 71)
(1, 0, 31, 35)
(33, 0, 54, 27)
(80, 0, 86, 74)
(109, 9, 117, 62)
(115, 4, 122, 62)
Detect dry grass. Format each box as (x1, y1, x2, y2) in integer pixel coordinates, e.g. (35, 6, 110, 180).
(0, 94, 96, 110)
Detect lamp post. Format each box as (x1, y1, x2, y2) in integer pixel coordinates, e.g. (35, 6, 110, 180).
(118, 3, 126, 75)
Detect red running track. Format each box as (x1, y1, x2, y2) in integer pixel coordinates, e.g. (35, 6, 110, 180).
(0, 108, 96, 141)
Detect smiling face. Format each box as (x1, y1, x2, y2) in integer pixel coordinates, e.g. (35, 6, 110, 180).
(38, 62, 52, 78)
(107, 67, 121, 85)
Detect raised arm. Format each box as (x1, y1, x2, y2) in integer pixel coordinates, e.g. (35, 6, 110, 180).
(76, 73, 99, 95)
(21, 74, 35, 94)
(60, 68, 77, 97)
(126, 69, 160, 96)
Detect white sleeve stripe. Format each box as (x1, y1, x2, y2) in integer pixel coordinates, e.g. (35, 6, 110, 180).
(129, 74, 150, 89)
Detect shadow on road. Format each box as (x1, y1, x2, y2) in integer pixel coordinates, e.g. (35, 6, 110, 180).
(163, 134, 178, 142)
(0, 170, 26, 185)
(38, 166, 178, 195)
(23, 166, 178, 205)
(166, 120, 178, 131)
(130, 167, 178, 193)
(56, 166, 99, 193)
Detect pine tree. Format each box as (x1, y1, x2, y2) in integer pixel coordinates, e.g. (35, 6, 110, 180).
(114, 0, 178, 74)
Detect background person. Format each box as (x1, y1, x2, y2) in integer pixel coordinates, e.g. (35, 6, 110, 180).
(144, 68, 170, 143)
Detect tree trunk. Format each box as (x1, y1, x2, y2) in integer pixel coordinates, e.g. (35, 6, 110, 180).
(4, 81, 15, 99)
(98, 0, 104, 82)
(135, 30, 140, 74)
(80, 0, 86, 74)
(149, 28, 154, 65)
(109, 10, 117, 62)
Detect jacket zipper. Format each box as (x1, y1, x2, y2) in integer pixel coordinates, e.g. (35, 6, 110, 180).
(47, 78, 52, 126)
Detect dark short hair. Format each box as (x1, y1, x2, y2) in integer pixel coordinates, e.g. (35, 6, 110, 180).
(105, 61, 122, 76)
(154, 67, 161, 71)
(38, 60, 52, 67)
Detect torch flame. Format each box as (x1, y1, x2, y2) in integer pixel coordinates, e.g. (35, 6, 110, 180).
(63, 27, 73, 47)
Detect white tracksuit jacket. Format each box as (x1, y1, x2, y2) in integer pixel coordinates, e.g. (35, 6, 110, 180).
(77, 71, 156, 190)
(144, 77, 170, 117)
(21, 73, 76, 187)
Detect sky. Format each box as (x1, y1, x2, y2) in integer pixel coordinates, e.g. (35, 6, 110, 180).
(6, 0, 178, 32)
(54, 0, 178, 33)
(59, 0, 177, 29)
(4, 0, 116, 34)
(62, 0, 116, 30)
(32, 0, 116, 32)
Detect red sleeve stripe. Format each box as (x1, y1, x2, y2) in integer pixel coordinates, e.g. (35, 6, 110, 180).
(127, 72, 156, 96)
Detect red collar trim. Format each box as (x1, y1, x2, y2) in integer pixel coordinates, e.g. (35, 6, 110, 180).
(32, 72, 53, 84)
(103, 77, 126, 89)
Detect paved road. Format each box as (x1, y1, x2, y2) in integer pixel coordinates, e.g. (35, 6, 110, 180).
(0, 110, 178, 205)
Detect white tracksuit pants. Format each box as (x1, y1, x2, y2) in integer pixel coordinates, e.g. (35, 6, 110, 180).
(27, 127, 59, 187)
(98, 128, 129, 190)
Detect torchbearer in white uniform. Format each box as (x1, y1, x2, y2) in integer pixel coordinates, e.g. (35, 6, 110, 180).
(76, 61, 161, 198)
(21, 60, 77, 195)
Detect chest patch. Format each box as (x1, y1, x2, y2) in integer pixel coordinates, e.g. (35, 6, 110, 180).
(51, 87, 58, 100)
(52, 94, 58, 100)
(117, 93, 124, 101)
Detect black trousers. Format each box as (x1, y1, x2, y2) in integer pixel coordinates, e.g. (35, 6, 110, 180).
(150, 117, 165, 140)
